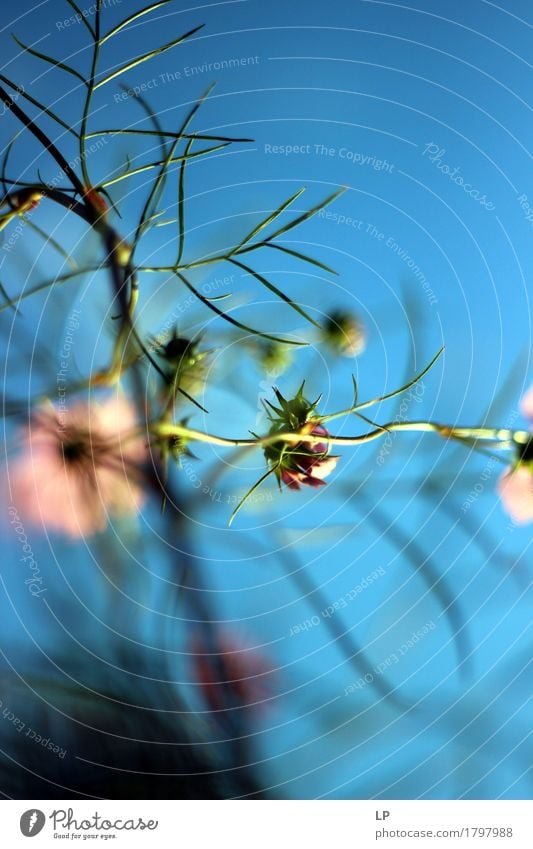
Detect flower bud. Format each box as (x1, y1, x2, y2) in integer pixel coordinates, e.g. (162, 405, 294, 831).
(263, 385, 339, 489)
(257, 341, 292, 376)
(154, 330, 209, 397)
(322, 310, 366, 357)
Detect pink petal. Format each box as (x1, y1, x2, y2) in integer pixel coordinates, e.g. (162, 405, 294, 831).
(520, 384, 533, 423)
(497, 466, 533, 525)
(281, 469, 302, 490)
(308, 455, 339, 481)
(10, 447, 107, 538)
(97, 466, 145, 516)
(303, 475, 327, 488)
(8, 396, 147, 538)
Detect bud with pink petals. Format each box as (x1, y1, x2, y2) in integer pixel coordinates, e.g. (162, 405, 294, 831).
(263, 384, 339, 490)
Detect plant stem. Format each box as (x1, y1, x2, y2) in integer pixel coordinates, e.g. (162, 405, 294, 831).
(149, 420, 530, 452)
(79, 0, 102, 186)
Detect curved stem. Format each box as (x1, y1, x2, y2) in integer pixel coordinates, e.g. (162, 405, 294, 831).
(149, 420, 530, 452)
(79, 0, 102, 186)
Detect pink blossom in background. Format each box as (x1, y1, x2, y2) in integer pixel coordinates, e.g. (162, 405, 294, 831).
(497, 383, 533, 525)
(497, 467, 533, 525)
(519, 384, 533, 421)
(9, 395, 147, 538)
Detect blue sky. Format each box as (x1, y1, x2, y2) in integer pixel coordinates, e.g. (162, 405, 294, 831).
(0, 0, 531, 799)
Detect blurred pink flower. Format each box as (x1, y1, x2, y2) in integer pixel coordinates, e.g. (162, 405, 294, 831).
(281, 423, 339, 490)
(519, 384, 533, 421)
(497, 384, 533, 525)
(497, 467, 533, 525)
(9, 395, 147, 538)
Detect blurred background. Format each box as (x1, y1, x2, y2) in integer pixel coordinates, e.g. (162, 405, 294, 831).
(0, 0, 531, 799)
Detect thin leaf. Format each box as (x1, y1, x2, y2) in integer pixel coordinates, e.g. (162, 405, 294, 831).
(134, 85, 214, 259)
(256, 241, 338, 275)
(154, 217, 178, 228)
(65, 0, 96, 38)
(176, 138, 193, 265)
(138, 209, 167, 238)
(351, 373, 358, 407)
(0, 266, 105, 314)
(204, 292, 232, 301)
(174, 83, 217, 265)
(229, 257, 320, 328)
(0, 281, 19, 315)
(86, 129, 253, 143)
(94, 24, 204, 89)
(120, 83, 168, 161)
(0, 73, 78, 138)
(354, 409, 391, 432)
(0, 140, 15, 204)
(176, 271, 307, 347)
(354, 346, 445, 413)
(133, 138, 179, 252)
(228, 465, 278, 527)
(235, 188, 305, 250)
(101, 0, 173, 44)
(266, 187, 346, 242)
(174, 384, 208, 413)
(12, 35, 88, 88)
(100, 142, 228, 189)
(322, 347, 445, 424)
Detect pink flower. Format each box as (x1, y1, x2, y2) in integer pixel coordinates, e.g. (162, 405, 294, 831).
(9, 395, 147, 538)
(497, 384, 533, 525)
(520, 384, 533, 421)
(280, 424, 339, 490)
(497, 467, 533, 525)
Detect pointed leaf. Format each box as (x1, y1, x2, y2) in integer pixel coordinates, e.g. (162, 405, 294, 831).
(228, 465, 278, 526)
(175, 271, 307, 347)
(94, 25, 204, 89)
(86, 128, 253, 143)
(65, 0, 96, 38)
(0, 73, 78, 138)
(12, 35, 87, 88)
(355, 347, 445, 413)
(100, 142, 228, 189)
(0, 281, 19, 314)
(229, 257, 320, 328)
(101, 0, 174, 44)
(266, 187, 345, 242)
(176, 137, 193, 266)
(235, 188, 305, 250)
(258, 241, 338, 275)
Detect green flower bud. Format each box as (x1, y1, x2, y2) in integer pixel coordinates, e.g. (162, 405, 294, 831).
(322, 310, 366, 357)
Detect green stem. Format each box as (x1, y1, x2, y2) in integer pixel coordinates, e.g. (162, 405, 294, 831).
(79, 0, 102, 186)
(0, 85, 85, 196)
(148, 420, 530, 451)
